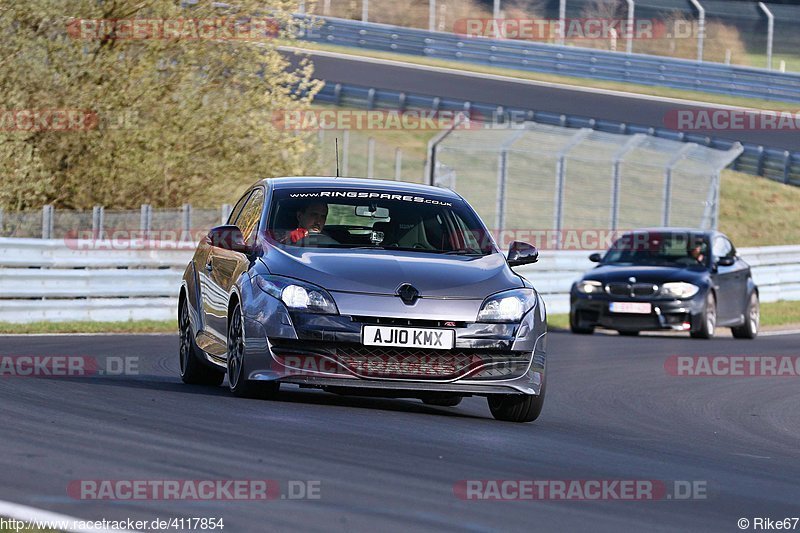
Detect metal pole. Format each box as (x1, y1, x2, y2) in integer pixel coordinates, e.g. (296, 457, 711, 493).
(625, 0, 634, 54)
(221, 204, 232, 225)
(662, 143, 696, 227)
(92, 205, 104, 239)
(493, 0, 501, 20)
(182, 203, 192, 241)
(298, 0, 305, 15)
(342, 130, 350, 176)
(553, 129, 592, 250)
(394, 148, 402, 181)
(425, 115, 463, 186)
(367, 137, 375, 178)
(140, 204, 151, 233)
(759, 2, 774, 70)
(323, 0, 330, 16)
(558, 0, 566, 46)
(429, 0, 436, 32)
(689, 0, 705, 62)
(610, 134, 646, 232)
(362, 0, 368, 23)
(0, 208, 4, 237)
(41, 205, 53, 239)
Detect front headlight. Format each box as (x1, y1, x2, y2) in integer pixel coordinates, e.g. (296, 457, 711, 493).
(477, 288, 537, 323)
(660, 282, 700, 299)
(576, 280, 604, 294)
(255, 275, 338, 314)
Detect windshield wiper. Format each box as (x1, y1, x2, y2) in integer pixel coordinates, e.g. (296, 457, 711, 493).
(442, 249, 488, 256)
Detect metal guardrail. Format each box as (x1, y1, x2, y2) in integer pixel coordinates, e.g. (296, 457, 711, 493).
(299, 15, 800, 103)
(0, 238, 796, 321)
(313, 82, 800, 186)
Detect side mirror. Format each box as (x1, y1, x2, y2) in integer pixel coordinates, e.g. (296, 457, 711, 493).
(207, 225, 251, 254)
(717, 255, 735, 267)
(508, 241, 538, 267)
(589, 252, 602, 263)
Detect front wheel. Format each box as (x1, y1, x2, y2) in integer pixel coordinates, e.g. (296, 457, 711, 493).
(487, 380, 546, 423)
(569, 310, 595, 335)
(731, 292, 759, 339)
(690, 292, 717, 339)
(227, 304, 279, 399)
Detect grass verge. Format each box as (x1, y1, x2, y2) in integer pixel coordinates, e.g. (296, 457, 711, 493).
(0, 320, 177, 335)
(548, 301, 800, 331)
(296, 42, 799, 112)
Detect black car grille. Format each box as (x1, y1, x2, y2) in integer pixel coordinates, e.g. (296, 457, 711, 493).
(606, 282, 659, 297)
(271, 341, 529, 380)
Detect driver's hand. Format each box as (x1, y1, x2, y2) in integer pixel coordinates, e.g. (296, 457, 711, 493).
(289, 228, 309, 243)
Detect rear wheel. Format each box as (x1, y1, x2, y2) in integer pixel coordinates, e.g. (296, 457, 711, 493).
(569, 310, 595, 335)
(487, 379, 546, 423)
(690, 292, 717, 339)
(732, 292, 759, 339)
(422, 395, 463, 407)
(227, 304, 279, 399)
(179, 298, 224, 386)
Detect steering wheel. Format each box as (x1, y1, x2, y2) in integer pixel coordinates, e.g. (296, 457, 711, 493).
(295, 232, 339, 246)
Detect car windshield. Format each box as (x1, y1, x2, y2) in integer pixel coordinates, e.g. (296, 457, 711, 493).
(264, 188, 495, 255)
(603, 231, 709, 267)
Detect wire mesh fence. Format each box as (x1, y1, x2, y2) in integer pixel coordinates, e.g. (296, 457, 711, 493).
(431, 121, 743, 246)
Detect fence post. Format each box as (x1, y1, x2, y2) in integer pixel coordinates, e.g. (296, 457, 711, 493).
(425, 116, 464, 186)
(140, 204, 152, 233)
(783, 151, 791, 184)
(495, 128, 526, 233)
(610, 134, 646, 231)
(625, 0, 634, 54)
(553, 129, 592, 250)
(182, 203, 192, 241)
(342, 130, 350, 176)
(758, 2, 774, 70)
(92, 205, 104, 239)
(493, 0, 501, 20)
(689, 0, 705, 62)
(42, 205, 54, 239)
(662, 143, 696, 226)
(558, 0, 566, 46)
(221, 204, 232, 225)
(367, 137, 375, 178)
(428, 0, 436, 32)
(362, 0, 368, 23)
(394, 148, 403, 181)
(0, 208, 4, 237)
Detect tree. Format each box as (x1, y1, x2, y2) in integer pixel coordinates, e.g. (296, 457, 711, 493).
(0, 0, 321, 209)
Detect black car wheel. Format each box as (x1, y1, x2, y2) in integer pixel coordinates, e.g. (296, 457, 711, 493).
(487, 379, 546, 423)
(179, 298, 224, 386)
(227, 304, 279, 398)
(422, 395, 463, 407)
(732, 292, 759, 339)
(569, 311, 595, 335)
(691, 292, 717, 339)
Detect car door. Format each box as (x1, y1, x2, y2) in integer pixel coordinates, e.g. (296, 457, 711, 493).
(711, 235, 739, 323)
(205, 187, 265, 344)
(725, 239, 751, 323)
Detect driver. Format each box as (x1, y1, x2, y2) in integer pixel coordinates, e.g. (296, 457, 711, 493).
(688, 243, 706, 264)
(286, 202, 329, 243)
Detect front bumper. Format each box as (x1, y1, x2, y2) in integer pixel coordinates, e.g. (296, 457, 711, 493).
(570, 290, 706, 332)
(240, 283, 547, 396)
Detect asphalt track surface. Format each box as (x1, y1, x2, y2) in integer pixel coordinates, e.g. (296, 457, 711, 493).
(1, 331, 799, 532)
(293, 50, 800, 152)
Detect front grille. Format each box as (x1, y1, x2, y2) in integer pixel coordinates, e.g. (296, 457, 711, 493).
(606, 282, 659, 297)
(271, 341, 528, 380)
(350, 316, 467, 328)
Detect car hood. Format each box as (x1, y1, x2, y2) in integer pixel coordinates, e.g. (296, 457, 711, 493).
(263, 247, 522, 298)
(583, 264, 708, 284)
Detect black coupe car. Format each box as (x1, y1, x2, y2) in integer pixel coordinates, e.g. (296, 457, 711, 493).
(569, 229, 759, 339)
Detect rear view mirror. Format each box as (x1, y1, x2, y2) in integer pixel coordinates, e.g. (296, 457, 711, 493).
(589, 253, 602, 263)
(717, 256, 735, 267)
(355, 205, 390, 219)
(207, 225, 251, 254)
(508, 241, 539, 267)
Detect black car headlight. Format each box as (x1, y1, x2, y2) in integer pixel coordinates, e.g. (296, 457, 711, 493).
(255, 275, 339, 314)
(477, 288, 537, 323)
(660, 282, 700, 299)
(576, 280, 604, 294)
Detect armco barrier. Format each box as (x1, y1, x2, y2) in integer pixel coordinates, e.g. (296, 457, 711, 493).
(299, 15, 800, 104)
(313, 82, 800, 186)
(0, 238, 796, 322)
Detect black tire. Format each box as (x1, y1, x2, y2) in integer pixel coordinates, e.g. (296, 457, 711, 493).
(731, 292, 759, 339)
(422, 395, 463, 407)
(618, 330, 640, 337)
(569, 310, 595, 335)
(690, 292, 717, 339)
(227, 304, 279, 399)
(179, 298, 224, 386)
(487, 379, 546, 423)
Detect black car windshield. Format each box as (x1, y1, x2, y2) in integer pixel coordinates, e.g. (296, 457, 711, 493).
(264, 188, 495, 255)
(603, 232, 710, 267)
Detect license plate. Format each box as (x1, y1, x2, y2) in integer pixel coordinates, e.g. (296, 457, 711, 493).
(609, 302, 652, 314)
(362, 325, 455, 350)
